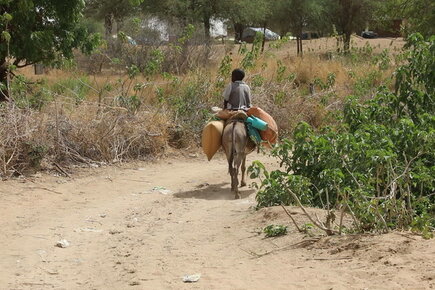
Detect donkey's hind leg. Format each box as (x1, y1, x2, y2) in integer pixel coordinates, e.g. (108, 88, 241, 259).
(240, 156, 247, 187)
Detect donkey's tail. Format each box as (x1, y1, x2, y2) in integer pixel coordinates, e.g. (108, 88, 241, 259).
(228, 121, 236, 174)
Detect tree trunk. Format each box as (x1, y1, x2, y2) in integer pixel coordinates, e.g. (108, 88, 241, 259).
(296, 37, 300, 56)
(203, 14, 211, 61)
(296, 36, 303, 56)
(203, 14, 211, 42)
(261, 23, 267, 53)
(300, 37, 303, 56)
(0, 63, 9, 102)
(234, 23, 244, 42)
(343, 31, 351, 52)
(104, 13, 113, 39)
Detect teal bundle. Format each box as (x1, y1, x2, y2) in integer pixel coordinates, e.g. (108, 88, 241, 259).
(246, 123, 262, 144)
(246, 116, 268, 131)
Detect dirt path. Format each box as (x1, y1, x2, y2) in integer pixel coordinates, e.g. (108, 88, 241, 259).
(0, 153, 434, 290)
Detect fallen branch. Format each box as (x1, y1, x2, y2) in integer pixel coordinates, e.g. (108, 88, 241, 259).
(287, 188, 339, 236)
(27, 186, 63, 195)
(307, 256, 352, 261)
(281, 204, 302, 232)
(54, 162, 71, 178)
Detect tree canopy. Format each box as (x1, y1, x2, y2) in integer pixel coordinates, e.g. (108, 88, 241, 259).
(0, 0, 99, 100)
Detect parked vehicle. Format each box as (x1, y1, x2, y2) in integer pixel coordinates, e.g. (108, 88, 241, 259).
(361, 31, 378, 39)
(241, 27, 280, 43)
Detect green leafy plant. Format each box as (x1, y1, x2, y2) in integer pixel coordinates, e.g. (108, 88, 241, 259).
(52, 76, 91, 105)
(215, 54, 232, 89)
(249, 34, 435, 236)
(264, 225, 288, 237)
(240, 32, 263, 70)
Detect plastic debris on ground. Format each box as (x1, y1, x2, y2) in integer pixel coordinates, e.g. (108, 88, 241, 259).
(183, 274, 201, 283)
(152, 186, 173, 195)
(55, 239, 70, 248)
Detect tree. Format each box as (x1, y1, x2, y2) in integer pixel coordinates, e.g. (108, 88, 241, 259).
(0, 0, 98, 101)
(85, 0, 144, 39)
(374, 0, 435, 38)
(221, 0, 271, 42)
(271, 0, 325, 55)
(142, 0, 227, 45)
(327, 0, 374, 52)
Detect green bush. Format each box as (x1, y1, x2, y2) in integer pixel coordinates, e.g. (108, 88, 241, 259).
(11, 76, 53, 110)
(249, 34, 435, 236)
(52, 76, 91, 105)
(264, 225, 288, 237)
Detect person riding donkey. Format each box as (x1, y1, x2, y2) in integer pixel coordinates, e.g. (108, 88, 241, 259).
(202, 68, 276, 197)
(220, 68, 256, 198)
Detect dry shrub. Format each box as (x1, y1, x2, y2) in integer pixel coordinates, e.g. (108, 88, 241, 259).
(0, 106, 48, 177)
(57, 103, 168, 162)
(0, 101, 169, 178)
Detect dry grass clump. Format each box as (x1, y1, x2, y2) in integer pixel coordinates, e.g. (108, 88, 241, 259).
(0, 106, 49, 177)
(0, 101, 169, 178)
(52, 102, 169, 163)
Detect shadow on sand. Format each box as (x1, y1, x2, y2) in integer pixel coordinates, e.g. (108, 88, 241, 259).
(174, 182, 255, 200)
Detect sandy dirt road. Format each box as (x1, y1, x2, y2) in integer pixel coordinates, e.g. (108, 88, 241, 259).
(0, 153, 434, 290)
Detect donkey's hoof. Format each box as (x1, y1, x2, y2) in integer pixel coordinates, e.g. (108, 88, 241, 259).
(235, 193, 241, 199)
(240, 181, 247, 187)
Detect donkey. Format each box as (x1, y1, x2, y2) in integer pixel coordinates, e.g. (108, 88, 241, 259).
(222, 119, 254, 199)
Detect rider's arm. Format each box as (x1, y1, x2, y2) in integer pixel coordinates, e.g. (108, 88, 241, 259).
(245, 85, 252, 108)
(222, 83, 232, 109)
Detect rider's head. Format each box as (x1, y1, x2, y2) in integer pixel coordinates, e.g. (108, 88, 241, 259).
(231, 69, 245, 82)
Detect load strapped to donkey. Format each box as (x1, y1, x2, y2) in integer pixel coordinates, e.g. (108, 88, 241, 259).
(201, 107, 278, 161)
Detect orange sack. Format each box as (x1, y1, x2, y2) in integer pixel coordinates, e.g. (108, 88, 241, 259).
(247, 107, 278, 147)
(201, 120, 225, 161)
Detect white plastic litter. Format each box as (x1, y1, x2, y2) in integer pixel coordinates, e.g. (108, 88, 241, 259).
(183, 274, 201, 283)
(55, 239, 70, 248)
(152, 186, 173, 195)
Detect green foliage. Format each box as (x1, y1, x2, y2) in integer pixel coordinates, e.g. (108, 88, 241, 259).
(117, 94, 142, 112)
(249, 34, 435, 235)
(352, 70, 382, 98)
(251, 75, 265, 88)
(374, 49, 391, 70)
(177, 24, 195, 45)
(215, 54, 232, 89)
(276, 60, 287, 83)
(25, 142, 47, 169)
(263, 224, 288, 237)
(0, 0, 99, 65)
(270, 0, 325, 46)
(314, 73, 336, 90)
(52, 76, 91, 105)
(11, 76, 52, 110)
(144, 49, 164, 76)
(114, 65, 145, 113)
(375, 0, 434, 38)
(158, 73, 214, 135)
(240, 32, 263, 70)
(250, 160, 313, 209)
(395, 34, 435, 122)
(269, 34, 291, 50)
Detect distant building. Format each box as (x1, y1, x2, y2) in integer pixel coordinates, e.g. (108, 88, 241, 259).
(371, 19, 404, 37)
(139, 17, 228, 43)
